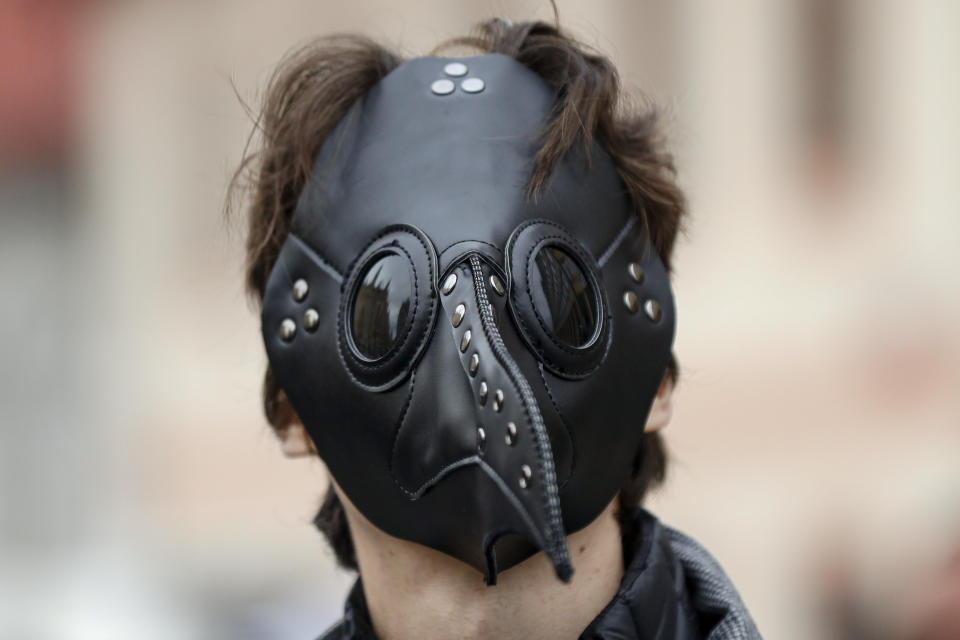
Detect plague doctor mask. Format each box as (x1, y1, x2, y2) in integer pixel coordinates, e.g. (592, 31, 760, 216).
(261, 53, 675, 584)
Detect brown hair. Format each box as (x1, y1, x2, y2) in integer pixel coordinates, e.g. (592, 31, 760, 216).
(228, 17, 685, 572)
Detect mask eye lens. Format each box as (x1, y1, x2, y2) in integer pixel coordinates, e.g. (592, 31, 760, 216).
(351, 253, 413, 360)
(530, 245, 598, 348)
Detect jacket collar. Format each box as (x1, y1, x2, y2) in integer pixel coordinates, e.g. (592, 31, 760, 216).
(580, 509, 762, 639)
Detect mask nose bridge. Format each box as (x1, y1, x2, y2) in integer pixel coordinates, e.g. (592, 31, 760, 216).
(437, 252, 572, 584)
(437, 240, 506, 283)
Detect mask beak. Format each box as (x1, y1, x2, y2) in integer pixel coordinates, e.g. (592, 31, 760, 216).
(437, 253, 573, 584)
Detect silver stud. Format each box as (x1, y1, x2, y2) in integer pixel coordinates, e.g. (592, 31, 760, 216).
(460, 330, 472, 353)
(519, 464, 533, 489)
(505, 422, 517, 446)
(461, 77, 485, 93)
(444, 62, 468, 77)
(488, 303, 496, 323)
(493, 389, 504, 412)
(452, 303, 466, 327)
(431, 79, 455, 95)
(628, 262, 645, 284)
(292, 278, 309, 302)
(279, 318, 296, 342)
(478, 381, 488, 405)
(623, 290, 639, 313)
(441, 272, 458, 295)
(303, 308, 319, 332)
(489, 274, 505, 296)
(477, 427, 487, 452)
(644, 299, 662, 322)
(469, 353, 480, 376)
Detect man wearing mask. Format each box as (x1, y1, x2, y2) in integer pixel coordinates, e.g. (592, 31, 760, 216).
(231, 16, 760, 640)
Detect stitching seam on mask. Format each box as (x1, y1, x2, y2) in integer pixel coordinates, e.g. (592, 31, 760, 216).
(396, 228, 438, 370)
(470, 255, 571, 578)
(536, 362, 577, 489)
(393, 456, 482, 499)
(403, 229, 439, 378)
(438, 239, 503, 257)
(288, 232, 344, 283)
(387, 370, 417, 489)
(597, 215, 636, 269)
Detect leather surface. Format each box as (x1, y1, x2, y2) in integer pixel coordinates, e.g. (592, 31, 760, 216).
(261, 53, 676, 582)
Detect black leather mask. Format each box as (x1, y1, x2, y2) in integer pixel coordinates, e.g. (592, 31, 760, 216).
(261, 53, 675, 584)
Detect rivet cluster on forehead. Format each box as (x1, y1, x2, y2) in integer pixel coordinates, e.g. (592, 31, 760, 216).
(430, 61, 486, 96)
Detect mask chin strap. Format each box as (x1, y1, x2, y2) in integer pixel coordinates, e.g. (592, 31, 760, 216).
(440, 253, 573, 584)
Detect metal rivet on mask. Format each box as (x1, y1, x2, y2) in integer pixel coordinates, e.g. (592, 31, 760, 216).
(444, 62, 468, 77)
(644, 298, 662, 322)
(478, 381, 488, 405)
(452, 303, 466, 327)
(519, 464, 533, 489)
(292, 278, 309, 302)
(460, 329, 472, 353)
(441, 273, 458, 295)
(431, 79, 455, 95)
(469, 353, 480, 376)
(477, 427, 486, 452)
(461, 77, 485, 93)
(303, 308, 319, 332)
(489, 274, 505, 296)
(488, 303, 496, 324)
(279, 318, 296, 342)
(493, 389, 504, 412)
(628, 262, 645, 284)
(623, 290, 639, 313)
(505, 421, 517, 446)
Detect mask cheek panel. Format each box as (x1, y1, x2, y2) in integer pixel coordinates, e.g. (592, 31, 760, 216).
(261, 233, 414, 490)
(548, 226, 676, 530)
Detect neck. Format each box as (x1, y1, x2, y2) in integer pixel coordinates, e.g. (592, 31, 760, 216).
(340, 491, 625, 640)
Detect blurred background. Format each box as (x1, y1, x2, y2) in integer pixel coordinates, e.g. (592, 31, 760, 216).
(1, 0, 958, 638)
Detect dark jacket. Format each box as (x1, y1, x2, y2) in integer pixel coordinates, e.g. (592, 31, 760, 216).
(317, 509, 761, 639)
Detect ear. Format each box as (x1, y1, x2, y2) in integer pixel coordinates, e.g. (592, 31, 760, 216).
(273, 392, 318, 458)
(643, 374, 675, 433)
(279, 419, 318, 457)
